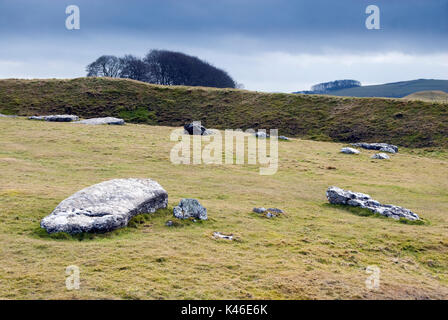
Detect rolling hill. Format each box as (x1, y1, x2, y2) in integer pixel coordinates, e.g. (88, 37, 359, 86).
(320, 79, 448, 98)
(0, 77, 448, 148)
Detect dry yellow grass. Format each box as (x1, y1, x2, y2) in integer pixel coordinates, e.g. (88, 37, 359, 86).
(0, 117, 447, 299)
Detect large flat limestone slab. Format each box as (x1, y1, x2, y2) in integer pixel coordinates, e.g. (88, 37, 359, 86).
(41, 178, 168, 234)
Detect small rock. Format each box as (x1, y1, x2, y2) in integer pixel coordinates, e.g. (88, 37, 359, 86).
(278, 136, 290, 140)
(266, 212, 274, 218)
(379, 146, 396, 153)
(29, 115, 79, 122)
(371, 153, 390, 160)
(326, 186, 420, 221)
(184, 122, 210, 135)
(341, 147, 360, 154)
(213, 232, 233, 240)
(267, 208, 284, 214)
(74, 117, 125, 125)
(173, 198, 207, 220)
(254, 131, 269, 139)
(253, 207, 267, 213)
(165, 220, 174, 227)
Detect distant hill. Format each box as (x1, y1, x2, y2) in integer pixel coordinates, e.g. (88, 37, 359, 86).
(1, 77, 448, 148)
(296, 79, 448, 98)
(319, 79, 448, 98)
(404, 90, 448, 103)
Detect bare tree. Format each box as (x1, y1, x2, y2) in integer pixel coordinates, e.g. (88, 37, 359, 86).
(119, 55, 149, 82)
(86, 55, 122, 78)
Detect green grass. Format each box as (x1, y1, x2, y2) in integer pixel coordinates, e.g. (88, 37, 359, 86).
(0, 117, 448, 299)
(1, 77, 448, 148)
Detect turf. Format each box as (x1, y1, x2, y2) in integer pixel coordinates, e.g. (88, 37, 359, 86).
(1, 117, 447, 299)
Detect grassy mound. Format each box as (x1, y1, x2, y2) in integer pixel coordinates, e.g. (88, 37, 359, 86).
(1, 77, 447, 148)
(404, 90, 448, 103)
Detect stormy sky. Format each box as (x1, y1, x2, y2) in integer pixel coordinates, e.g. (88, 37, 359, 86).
(0, 0, 447, 92)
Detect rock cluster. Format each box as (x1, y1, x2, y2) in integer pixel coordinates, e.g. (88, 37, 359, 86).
(173, 198, 208, 220)
(74, 117, 125, 125)
(326, 186, 420, 221)
(40, 178, 168, 234)
(351, 143, 398, 153)
(29, 115, 79, 122)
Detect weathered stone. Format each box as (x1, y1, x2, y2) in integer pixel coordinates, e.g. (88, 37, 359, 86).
(341, 147, 361, 154)
(184, 122, 211, 135)
(74, 117, 125, 125)
(267, 208, 284, 214)
(40, 178, 168, 234)
(254, 131, 269, 139)
(29, 115, 79, 122)
(278, 136, 290, 141)
(213, 232, 233, 240)
(165, 220, 174, 227)
(371, 153, 390, 160)
(326, 186, 420, 221)
(173, 198, 207, 220)
(253, 207, 267, 213)
(0, 113, 17, 118)
(379, 146, 396, 153)
(351, 142, 398, 153)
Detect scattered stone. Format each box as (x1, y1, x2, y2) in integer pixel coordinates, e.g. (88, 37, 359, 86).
(29, 115, 79, 122)
(165, 220, 174, 227)
(40, 178, 168, 234)
(351, 142, 398, 153)
(341, 147, 361, 154)
(379, 146, 396, 153)
(213, 232, 234, 240)
(184, 122, 212, 135)
(173, 198, 207, 220)
(278, 136, 290, 140)
(254, 131, 269, 139)
(74, 117, 125, 125)
(267, 208, 284, 214)
(371, 153, 390, 160)
(253, 207, 267, 213)
(326, 186, 420, 221)
(253, 207, 284, 218)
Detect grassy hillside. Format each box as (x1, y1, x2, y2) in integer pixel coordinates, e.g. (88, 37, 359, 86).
(404, 90, 448, 103)
(324, 79, 448, 98)
(1, 117, 447, 299)
(0, 78, 448, 148)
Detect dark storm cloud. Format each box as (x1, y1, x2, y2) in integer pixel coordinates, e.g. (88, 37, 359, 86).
(0, 0, 447, 91)
(0, 0, 447, 52)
